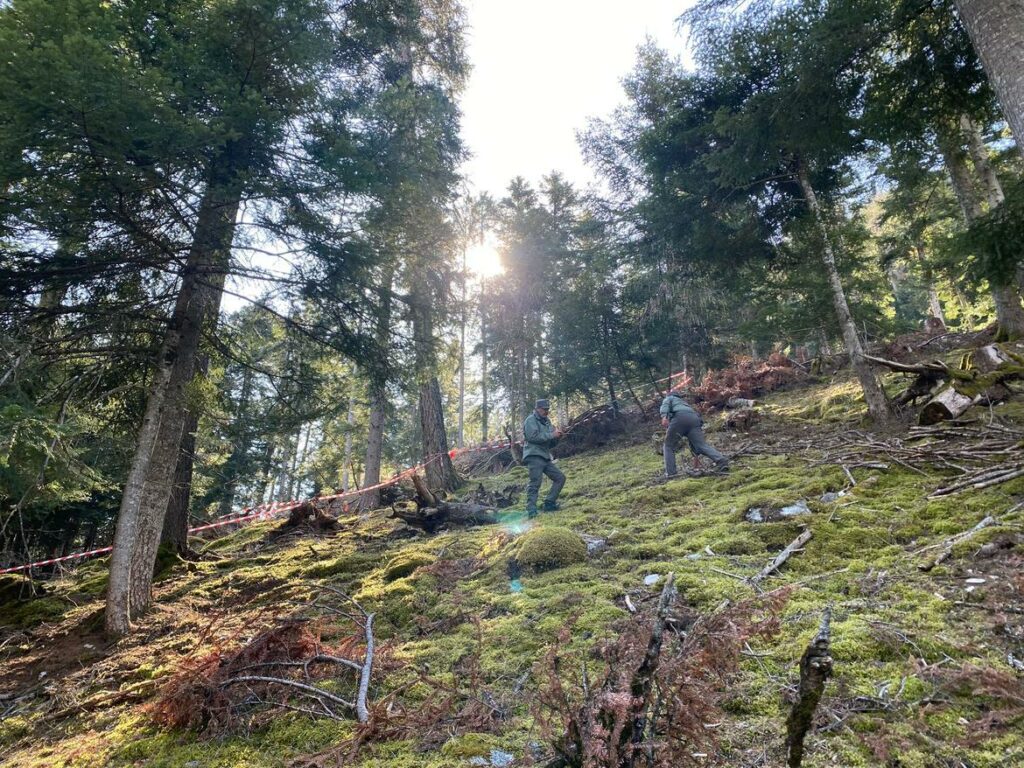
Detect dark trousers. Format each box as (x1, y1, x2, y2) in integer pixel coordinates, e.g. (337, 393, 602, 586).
(525, 456, 566, 511)
(664, 410, 727, 475)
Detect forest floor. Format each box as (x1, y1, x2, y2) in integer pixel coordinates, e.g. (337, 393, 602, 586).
(2, 347, 1023, 768)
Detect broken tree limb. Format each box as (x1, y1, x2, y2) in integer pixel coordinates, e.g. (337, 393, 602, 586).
(624, 572, 676, 767)
(916, 515, 998, 571)
(752, 529, 813, 586)
(785, 607, 834, 767)
(356, 612, 374, 723)
(862, 354, 949, 375)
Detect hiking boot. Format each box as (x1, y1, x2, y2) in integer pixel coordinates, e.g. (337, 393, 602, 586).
(526, 507, 538, 519)
(714, 462, 730, 474)
(542, 500, 561, 512)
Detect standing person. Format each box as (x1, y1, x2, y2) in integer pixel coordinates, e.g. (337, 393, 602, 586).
(522, 399, 566, 518)
(660, 388, 729, 477)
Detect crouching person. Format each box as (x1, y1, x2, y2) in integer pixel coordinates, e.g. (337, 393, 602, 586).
(660, 387, 729, 477)
(523, 398, 565, 518)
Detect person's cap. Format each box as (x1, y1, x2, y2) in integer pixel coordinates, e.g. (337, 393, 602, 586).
(535, 398, 551, 410)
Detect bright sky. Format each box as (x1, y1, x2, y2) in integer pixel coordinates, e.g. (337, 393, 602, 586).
(459, 1, 695, 199)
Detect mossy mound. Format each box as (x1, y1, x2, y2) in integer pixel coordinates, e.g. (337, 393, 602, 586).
(0, 573, 38, 604)
(512, 526, 587, 571)
(381, 551, 436, 581)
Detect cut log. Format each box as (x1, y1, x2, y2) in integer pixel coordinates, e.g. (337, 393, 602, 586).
(752, 529, 813, 585)
(785, 607, 833, 767)
(919, 385, 982, 425)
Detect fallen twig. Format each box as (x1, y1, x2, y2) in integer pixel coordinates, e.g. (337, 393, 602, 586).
(752, 529, 813, 586)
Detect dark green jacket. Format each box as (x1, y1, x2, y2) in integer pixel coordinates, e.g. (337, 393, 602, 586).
(523, 411, 559, 461)
(660, 394, 697, 420)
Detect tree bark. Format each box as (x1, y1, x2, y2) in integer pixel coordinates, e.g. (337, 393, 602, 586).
(955, 0, 1024, 161)
(360, 262, 396, 511)
(796, 162, 893, 423)
(410, 273, 460, 492)
(160, 403, 199, 556)
(105, 147, 244, 636)
(480, 277, 489, 442)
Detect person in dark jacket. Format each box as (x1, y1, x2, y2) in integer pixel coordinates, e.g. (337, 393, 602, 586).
(522, 399, 565, 517)
(660, 388, 728, 477)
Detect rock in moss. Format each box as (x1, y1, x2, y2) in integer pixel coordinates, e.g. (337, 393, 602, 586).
(381, 551, 436, 581)
(513, 527, 587, 572)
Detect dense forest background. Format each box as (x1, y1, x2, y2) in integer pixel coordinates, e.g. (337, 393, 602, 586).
(2, 0, 1024, 634)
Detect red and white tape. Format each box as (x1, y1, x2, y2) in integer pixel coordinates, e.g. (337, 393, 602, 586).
(0, 454, 446, 575)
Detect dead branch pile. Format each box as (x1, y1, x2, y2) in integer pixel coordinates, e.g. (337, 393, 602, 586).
(292, 617, 514, 767)
(532, 578, 789, 768)
(148, 590, 377, 732)
(556, 404, 641, 458)
(810, 419, 1024, 498)
(691, 354, 806, 410)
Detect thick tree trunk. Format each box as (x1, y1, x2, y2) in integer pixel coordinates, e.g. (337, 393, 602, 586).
(955, 0, 1024, 160)
(105, 150, 243, 636)
(796, 162, 893, 423)
(361, 384, 387, 510)
(411, 278, 460, 492)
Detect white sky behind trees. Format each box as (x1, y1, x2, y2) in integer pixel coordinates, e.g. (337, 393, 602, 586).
(459, 0, 695, 199)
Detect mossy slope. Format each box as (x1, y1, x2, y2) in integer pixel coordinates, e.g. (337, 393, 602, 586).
(2, 371, 1023, 767)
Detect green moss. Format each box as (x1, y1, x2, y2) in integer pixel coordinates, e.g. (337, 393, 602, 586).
(0, 715, 31, 747)
(513, 526, 587, 571)
(439, 732, 495, 758)
(381, 551, 436, 581)
(2, 595, 67, 628)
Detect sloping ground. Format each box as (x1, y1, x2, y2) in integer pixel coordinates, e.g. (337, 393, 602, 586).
(2, 369, 1023, 768)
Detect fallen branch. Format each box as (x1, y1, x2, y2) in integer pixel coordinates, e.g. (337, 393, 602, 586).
(752, 529, 813, 586)
(917, 516, 998, 572)
(785, 607, 834, 767)
(220, 675, 354, 716)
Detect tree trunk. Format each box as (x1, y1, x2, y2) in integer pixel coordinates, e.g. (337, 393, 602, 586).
(410, 273, 460, 492)
(918, 250, 946, 324)
(342, 399, 355, 492)
(360, 262, 396, 511)
(962, 115, 1005, 205)
(480, 280, 489, 442)
(796, 162, 893, 423)
(105, 148, 244, 636)
(458, 249, 467, 449)
(160, 403, 199, 556)
(955, 0, 1024, 160)
(939, 125, 1024, 339)
(419, 376, 460, 491)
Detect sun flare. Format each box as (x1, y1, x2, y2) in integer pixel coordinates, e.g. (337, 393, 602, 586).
(465, 241, 504, 279)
